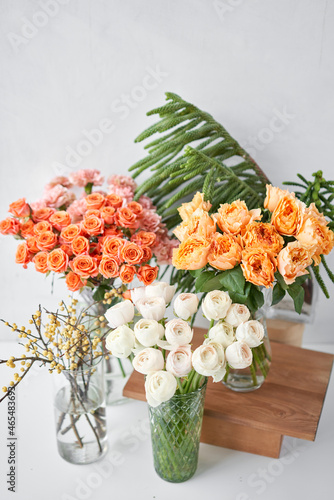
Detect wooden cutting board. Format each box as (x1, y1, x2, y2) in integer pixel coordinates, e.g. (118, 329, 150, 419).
(123, 329, 333, 458)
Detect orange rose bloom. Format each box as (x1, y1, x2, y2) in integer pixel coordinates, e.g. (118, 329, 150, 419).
(277, 241, 313, 285)
(137, 264, 159, 285)
(207, 233, 242, 271)
(99, 256, 119, 278)
(115, 207, 138, 228)
(85, 193, 105, 210)
(49, 211, 71, 231)
(271, 195, 304, 236)
(34, 221, 53, 235)
(9, 198, 30, 218)
(100, 206, 116, 224)
(19, 219, 34, 238)
(242, 222, 284, 256)
(47, 248, 69, 273)
(85, 209, 101, 218)
(102, 236, 126, 260)
(26, 236, 40, 253)
(131, 231, 156, 247)
(60, 244, 73, 257)
(174, 208, 216, 242)
(0, 218, 20, 235)
(36, 231, 58, 251)
(127, 201, 143, 216)
(15, 242, 31, 268)
(119, 264, 136, 284)
(70, 255, 99, 278)
(81, 215, 104, 236)
(178, 192, 211, 221)
(71, 236, 90, 256)
(33, 251, 49, 273)
(65, 271, 86, 291)
(213, 200, 262, 235)
(106, 194, 123, 209)
(60, 224, 81, 244)
(32, 207, 55, 222)
(120, 242, 144, 265)
(141, 246, 152, 263)
(172, 236, 211, 270)
(296, 215, 334, 258)
(241, 248, 276, 288)
(104, 225, 122, 237)
(264, 185, 291, 212)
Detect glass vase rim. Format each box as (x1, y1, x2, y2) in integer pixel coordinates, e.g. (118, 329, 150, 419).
(148, 376, 208, 408)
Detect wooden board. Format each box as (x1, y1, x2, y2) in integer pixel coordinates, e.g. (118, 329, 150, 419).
(123, 332, 333, 458)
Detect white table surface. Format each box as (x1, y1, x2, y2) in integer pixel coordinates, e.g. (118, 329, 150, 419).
(0, 340, 333, 500)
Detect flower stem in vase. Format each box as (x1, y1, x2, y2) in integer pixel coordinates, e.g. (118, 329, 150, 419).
(253, 347, 268, 379)
(249, 359, 258, 387)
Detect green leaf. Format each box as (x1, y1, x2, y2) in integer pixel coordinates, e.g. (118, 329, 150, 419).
(189, 269, 203, 278)
(248, 285, 265, 311)
(218, 266, 245, 295)
(272, 282, 286, 306)
(195, 271, 215, 293)
(200, 276, 224, 293)
(275, 271, 289, 291)
(93, 285, 109, 302)
(287, 283, 305, 314)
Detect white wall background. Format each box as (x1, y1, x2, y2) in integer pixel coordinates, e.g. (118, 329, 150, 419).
(0, 0, 333, 342)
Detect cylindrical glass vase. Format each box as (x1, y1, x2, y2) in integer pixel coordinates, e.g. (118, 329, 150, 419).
(148, 379, 207, 483)
(223, 315, 271, 392)
(53, 360, 108, 464)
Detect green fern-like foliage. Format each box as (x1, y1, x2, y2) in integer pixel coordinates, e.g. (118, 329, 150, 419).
(130, 92, 269, 229)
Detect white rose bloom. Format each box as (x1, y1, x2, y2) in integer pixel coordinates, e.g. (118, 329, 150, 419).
(146, 281, 176, 304)
(104, 300, 134, 328)
(166, 345, 193, 378)
(192, 340, 226, 382)
(225, 340, 253, 369)
(132, 348, 164, 374)
(208, 321, 235, 348)
(165, 318, 193, 346)
(173, 293, 199, 320)
(225, 303, 250, 327)
(136, 297, 166, 321)
(134, 319, 165, 347)
(130, 286, 146, 304)
(145, 370, 177, 407)
(235, 320, 264, 348)
(202, 291, 232, 321)
(131, 337, 146, 356)
(105, 325, 135, 358)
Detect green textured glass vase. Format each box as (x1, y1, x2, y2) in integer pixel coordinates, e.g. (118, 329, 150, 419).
(148, 379, 207, 483)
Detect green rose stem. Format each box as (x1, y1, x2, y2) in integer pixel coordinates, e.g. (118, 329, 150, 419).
(117, 358, 126, 378)
(183, 369, 196, 392)
(223, 365, 230, 383)
(176, 377, 184, 394)
(249, 359, 258, 386)
(253, 349, 267, 379)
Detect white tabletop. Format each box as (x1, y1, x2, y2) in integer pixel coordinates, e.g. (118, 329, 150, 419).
(0, 340, 333, 500)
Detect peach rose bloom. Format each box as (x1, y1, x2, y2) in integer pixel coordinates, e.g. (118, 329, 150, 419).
(19, 219, 34, 238)
(85, 193, 106, 210)
(296, 215, 334, 257)
(271, 195, 304, 236)
(15, 242, 31, 268)
(85, 209, 101, 218)
(0, 218, 20, 235)
(100, 206, 116, 224)
(49, 211, 72, 231)
(137, 264, 159, 285)
(65, 271, 86, 291)
(120, 242, 144, 265)
(99, 256, 119, 278)
(26, 236, 40, 254)
(207, 233, 242, 271)
(33, 251, 49, 273)
(33, 221, 53, 235)
(141, 246, 152, 263)
(115, 207, 138, 228)
(81, 214, 104, 236)
(119, 264, 136, 284)
(32, 207, 55, 222)
(173, 208, 216, 242)
(104, 225, 122, 237)
(242, 222, 284, 256)
(102, 236, 126, 260)
(213, 200, 262, 235)
(131, 231, 156, 247)
(304, 203, 328, 225)
(105, 194, 123, 209)
(264, 185, 291, 212)
(47, 248, 69, 273)
(60, 244, 73, 257)
(172, 235, 211, 270)
(9, 198, 30, 218)
(178, 192, 211, 221)
(277, 241, 313, 285)
(127, 201, 143, 217)
(241, 247, 277, 288)
(60, 224, 82, 244)
(71, 236, 90, 256)
(70, 255, 99, 278)
(36, 231, 58, 251)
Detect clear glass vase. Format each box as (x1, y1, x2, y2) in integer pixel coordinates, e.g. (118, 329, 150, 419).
(223, 315, 271, 392)
(148, 378, 207, 483)
(53, 360, 108, 464)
